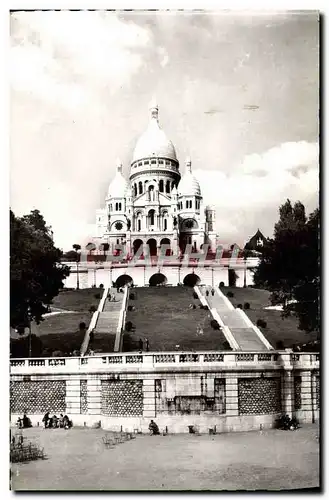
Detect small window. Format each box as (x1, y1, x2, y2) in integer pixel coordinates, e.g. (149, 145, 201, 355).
(159, 160, 164, 164)
(138, 220, 141, 231)
(165, 161, 170, 166)
(116, 239, 120, 245)
(164, 219, 167, 231)
(186, 200, 188, 209)
(144, 160, 149, 165)
(151, 159, 156, 164)
(159, 180, 164, 193)
(139, 182, 143, 195)
(138, 162, 142, 167)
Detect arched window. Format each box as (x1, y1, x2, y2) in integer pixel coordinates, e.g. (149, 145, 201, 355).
(164, 218, 167, 231)
(115, 203, 118, 211)
(166, 180, 170, 193)
(159, 180, 164, 193)
(134, 184, 137, 197)
(186, 200, 188, 209)
(138, 182, 143, 195)
(172, 181, 175, 189)
(148, 209, 155, 226)
(138, 219, 141, 231)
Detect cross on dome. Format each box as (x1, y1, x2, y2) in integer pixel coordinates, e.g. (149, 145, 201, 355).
(185, 157, 192, 173)
(149, 96, 159, 121)
(116, 159, 123, 173)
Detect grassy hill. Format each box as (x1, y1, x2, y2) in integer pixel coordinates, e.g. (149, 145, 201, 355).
(124, 286, 229, 352)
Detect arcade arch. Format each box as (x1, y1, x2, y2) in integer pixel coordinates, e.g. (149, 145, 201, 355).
(149, 273, 168, 287)
(183, 273, 201, 287)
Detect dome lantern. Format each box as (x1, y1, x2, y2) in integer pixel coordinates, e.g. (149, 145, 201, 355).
(177, 157, 201, 197)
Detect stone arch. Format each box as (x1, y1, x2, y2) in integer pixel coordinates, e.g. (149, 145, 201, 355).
(147, 238, 157, 256)
(149, 273, 168, 287)
(183, 273, 201, 287)
(115, 274, 134, 288)
(160, 237, 171, 256)
(148, 209, 156, 227)
(133, 239, 143, 255)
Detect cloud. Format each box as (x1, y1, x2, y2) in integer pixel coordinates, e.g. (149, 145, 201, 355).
(10, 11, 151, 109)
(194, 141, 319, 242)
(158, 46, 169, 68)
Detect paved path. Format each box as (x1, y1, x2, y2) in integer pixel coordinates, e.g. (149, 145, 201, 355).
(11, 424, 319, 491)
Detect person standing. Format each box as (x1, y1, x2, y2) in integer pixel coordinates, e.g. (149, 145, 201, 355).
(139, 338, 143, 351)
(145, 338, 149, 352)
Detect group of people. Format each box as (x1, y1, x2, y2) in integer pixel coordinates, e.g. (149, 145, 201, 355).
(139, 338, 149, 352)
(16, 414, 32, 429)
(42, 412, 72, 429)
(148, 420, 160, 435)
(205, 289, 215, 297)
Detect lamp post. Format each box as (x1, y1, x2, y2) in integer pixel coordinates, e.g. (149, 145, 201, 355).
(27, 306, 32, 358)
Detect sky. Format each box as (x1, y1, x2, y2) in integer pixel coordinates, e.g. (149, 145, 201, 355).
(10, 10, 319, 250)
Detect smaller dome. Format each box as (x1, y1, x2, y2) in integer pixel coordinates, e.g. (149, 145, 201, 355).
(107, 160, 128, 199)
(177, 158, 201, 197)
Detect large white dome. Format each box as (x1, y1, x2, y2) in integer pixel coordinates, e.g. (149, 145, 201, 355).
(178, 158, 201, 196)
(132, 101, 177, 164)
(107, 161, 128, 199)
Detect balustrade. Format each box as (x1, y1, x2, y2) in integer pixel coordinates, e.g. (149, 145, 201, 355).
(203, 353, 224, 362)
(236, 354, 255, 362)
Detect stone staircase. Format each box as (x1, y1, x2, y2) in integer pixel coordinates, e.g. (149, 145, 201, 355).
(199, 287, 270, 351)
(94, 289, 124, 335)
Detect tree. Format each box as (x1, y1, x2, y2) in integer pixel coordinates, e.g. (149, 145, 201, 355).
(253, 200, 319, 334)
(10, 209, 70, 330)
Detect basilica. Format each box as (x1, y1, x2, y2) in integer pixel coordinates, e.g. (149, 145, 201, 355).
(95, 100, 218, 257)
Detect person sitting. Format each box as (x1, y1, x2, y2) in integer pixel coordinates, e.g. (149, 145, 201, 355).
(63, 415, 72, 429)
(22, 413, 32, 428)
(148, 420, 160, 435)
(16, 417, 22, 429)
(52, 415, 59, 428)
(59, 414, 64, 428)
(42, 411, 49, 429)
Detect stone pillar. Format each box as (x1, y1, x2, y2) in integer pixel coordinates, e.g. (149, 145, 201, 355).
(281, 370, 294, 416)
(65, 379, 81, 415)
(225, 376, 239, 416)
(300, 370, 313, 423)
(142, 379, 156, 418)
(87, 378, 102, 416)
(311, 372, 319, 422)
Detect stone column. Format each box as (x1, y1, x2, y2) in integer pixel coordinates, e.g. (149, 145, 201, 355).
(300, 370, 313, 423)
(142, 379, 156, 418)
(281, 370, 294, 416)
(87, 378, 102, 416)
(225, 376, 239, 416)
(65, 379, 81, 415)
(311, 372, 319, 422)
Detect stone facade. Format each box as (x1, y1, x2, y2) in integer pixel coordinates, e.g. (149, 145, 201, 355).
(10, 352, 319, 433)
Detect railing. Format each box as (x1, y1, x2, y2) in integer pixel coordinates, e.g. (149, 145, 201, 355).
(10, 351, 319, 374)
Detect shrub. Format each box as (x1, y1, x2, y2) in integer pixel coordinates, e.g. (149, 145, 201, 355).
(210, 319, 220, 330)
(237, 304, 243, 309)
(127, 305, 133, 311)
(125, 321, 133, 332)
(244, 302, 250, 310)
(192, 304, 196, 309)
(94, 293, 101, 300)
(129, 293, 136, 300)
(79, 322, 86, 331)
(256, 319, 267, 328)
(223, 341, 231, 350)
(227, 291, 234, 298)
(89, 305, 97, 313)
(219, 282, 225, 288)
(193, 291, 198, 299)
(99, 284, 104, 289)
(202, 305, 209, 310)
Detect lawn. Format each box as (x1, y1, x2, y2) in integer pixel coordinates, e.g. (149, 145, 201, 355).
(11, 424, 319, 491)
(123, 286, 229, 352)
(10, 288, 103, 357)
(221, 287, 319, 349)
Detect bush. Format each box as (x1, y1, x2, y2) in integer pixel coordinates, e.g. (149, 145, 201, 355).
(125, 321, 133, 332)
(244, 302, 250, 310)
(192, 304, 196, 309)
(237, 304, 243, 309)
(223, 341, 231, 350)
(256, 319, 267, 329)
(193, 291, 198, 299)
(99, 284, 104, 289)
(227, 291, 234, 298)
(127, 305, 133, 311)
(219, 282, 225, 288)
(129, 293, 136, 300)
(89, 305, 97, 313)
(79, 322, 86, 330)
(202, 305, 209, 310)
(94, 293, 101, 300)
(210, 319, 220, 330)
